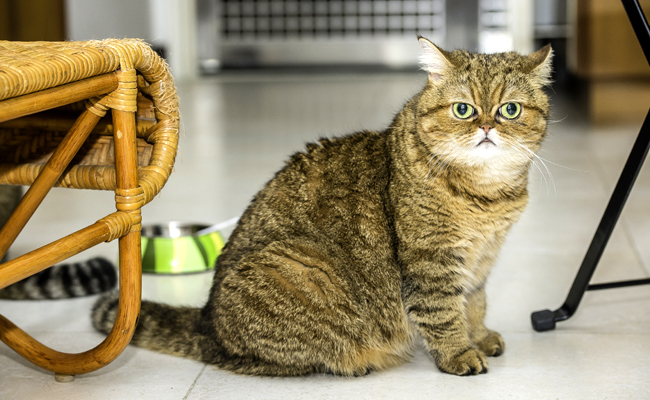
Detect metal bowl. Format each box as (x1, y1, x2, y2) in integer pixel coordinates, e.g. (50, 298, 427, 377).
(140, 222, 225, 274)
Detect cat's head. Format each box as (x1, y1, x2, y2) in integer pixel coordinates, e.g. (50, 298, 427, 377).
(415, 37, 553, 183)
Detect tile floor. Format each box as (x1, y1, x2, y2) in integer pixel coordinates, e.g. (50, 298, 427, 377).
(1, 71, 650, 399)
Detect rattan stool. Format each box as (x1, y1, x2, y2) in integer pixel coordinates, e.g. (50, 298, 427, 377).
(0, 39, 179, 380)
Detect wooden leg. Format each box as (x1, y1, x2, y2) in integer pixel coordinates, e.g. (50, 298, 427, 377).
(0, 109, 102, 259)
(0, 241, 141, 375)
(0, 106, 143, 378)
(55, 374, 75, 383)
(0, 221, 111, 290)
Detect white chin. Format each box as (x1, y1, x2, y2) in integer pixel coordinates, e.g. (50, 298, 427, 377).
(471, 143, 502, 162)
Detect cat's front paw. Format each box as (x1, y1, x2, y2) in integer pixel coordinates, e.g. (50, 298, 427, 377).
(437, 348, 488, 376)
(476, 331, 505, 357)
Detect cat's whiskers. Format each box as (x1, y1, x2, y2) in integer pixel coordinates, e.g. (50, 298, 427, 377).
(413, 146, 440, 191)
(418, 155, 439, 192)
(426, 144, 459, 190)
(514, 144, 549, 194)
(547, 115, 568, 124)
(509, 137, 556, 197)
(422, 154, 447, 191)
(423, 149, 443, 180)
(433, 157, 454, 187)
(423, 156, 446, 191)
(531, 148, 589, 173)
(416, 142, 454, 192)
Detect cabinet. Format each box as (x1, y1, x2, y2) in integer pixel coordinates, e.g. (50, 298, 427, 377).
(574, 0, 650, 123)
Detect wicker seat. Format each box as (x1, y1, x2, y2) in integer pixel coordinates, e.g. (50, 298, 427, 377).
(0, 39, 179, 380)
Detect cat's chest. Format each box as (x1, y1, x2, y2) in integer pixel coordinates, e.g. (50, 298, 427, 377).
(458, 229, 506, 290)
(450, 197, 525, 289)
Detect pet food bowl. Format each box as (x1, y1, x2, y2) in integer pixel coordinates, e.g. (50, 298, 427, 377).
(140, 222, 226, 274)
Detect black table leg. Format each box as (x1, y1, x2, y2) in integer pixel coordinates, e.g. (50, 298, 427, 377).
(531, 0, 650, 332)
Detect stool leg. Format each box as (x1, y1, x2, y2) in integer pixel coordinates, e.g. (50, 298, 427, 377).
(0, 110, 101, 258)
(0, 244, 141, 376)
(0, 106, 143, 377)
(0, 222, 110, 290)
(54, 374, 75, 383)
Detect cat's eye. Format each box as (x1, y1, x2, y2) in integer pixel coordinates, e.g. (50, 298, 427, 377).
(452, 103, 474, 119)
(499, 102, 521, 119)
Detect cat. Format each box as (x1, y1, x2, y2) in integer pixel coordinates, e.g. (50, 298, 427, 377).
(0, 257, 117, 299)
(0, 186, 117, 299)
(92, 37, 553, 377)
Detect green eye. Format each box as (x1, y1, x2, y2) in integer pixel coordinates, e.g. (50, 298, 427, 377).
(499, 102, 521, 119)
(452, 103, 474, 119)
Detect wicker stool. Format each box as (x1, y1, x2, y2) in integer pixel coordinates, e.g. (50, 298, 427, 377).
(0, 39, 179, 380)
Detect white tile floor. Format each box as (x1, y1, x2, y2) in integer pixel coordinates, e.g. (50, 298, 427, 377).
(2, 72, 650, 399)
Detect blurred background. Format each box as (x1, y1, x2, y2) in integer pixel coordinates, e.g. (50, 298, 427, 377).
(1, 0, 650, 124)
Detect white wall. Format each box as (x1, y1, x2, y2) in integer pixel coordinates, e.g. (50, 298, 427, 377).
(65, 0, 152, 42)
(65, 0, 197, 80)
(509, 0, 535, 54)
(148, 0, 197, 80)
(478, 0, 534, 54)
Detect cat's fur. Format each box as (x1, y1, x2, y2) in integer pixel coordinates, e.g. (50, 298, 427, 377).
(0, 257, 117, 299)
(93, 37, 553, 376)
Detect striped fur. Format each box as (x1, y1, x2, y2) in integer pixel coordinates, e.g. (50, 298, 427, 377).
(92, 39, 553, 377)
(0, 257, 117, 300)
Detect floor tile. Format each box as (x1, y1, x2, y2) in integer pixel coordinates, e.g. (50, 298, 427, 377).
(186, 334, 650, 400)
(1, 332, 204, 400)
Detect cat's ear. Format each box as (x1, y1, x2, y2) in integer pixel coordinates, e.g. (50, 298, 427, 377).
(526, 44, 554, 87)
(418, 36, 453, 82)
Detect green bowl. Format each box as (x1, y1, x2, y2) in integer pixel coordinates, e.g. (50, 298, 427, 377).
(140, 222, 225, 274)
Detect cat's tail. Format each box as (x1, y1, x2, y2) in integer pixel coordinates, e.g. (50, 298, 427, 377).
(91, 291, 205, 362)
(0, 257, 117, 300)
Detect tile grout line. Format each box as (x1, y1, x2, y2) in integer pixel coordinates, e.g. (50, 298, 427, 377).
(183, 364, 207, 400)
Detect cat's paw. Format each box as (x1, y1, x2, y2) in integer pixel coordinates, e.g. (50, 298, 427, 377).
(476, 331, 505, 357)
(437, 348, 488, 376)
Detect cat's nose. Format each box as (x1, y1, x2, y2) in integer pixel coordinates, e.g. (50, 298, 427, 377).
(480, 124, 493, 134)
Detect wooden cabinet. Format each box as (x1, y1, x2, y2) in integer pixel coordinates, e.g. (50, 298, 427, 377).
(0, 0, 65, 41)
(574, 0, 650, 123)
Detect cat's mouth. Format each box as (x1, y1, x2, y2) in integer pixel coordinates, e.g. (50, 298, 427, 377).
(477, 137, 495, 147)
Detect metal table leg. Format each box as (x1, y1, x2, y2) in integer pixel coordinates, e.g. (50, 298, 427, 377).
(531, 0, 650, 332)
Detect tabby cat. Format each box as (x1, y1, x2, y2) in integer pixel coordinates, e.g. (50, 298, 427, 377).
(93, 37, 553, 376)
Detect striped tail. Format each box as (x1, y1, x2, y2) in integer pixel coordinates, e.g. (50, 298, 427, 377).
(92, 291, 205, 362)
(0, 257, 117, 300)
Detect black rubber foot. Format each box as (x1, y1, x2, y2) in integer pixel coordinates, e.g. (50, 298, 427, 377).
(531, 309, 556, 332)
